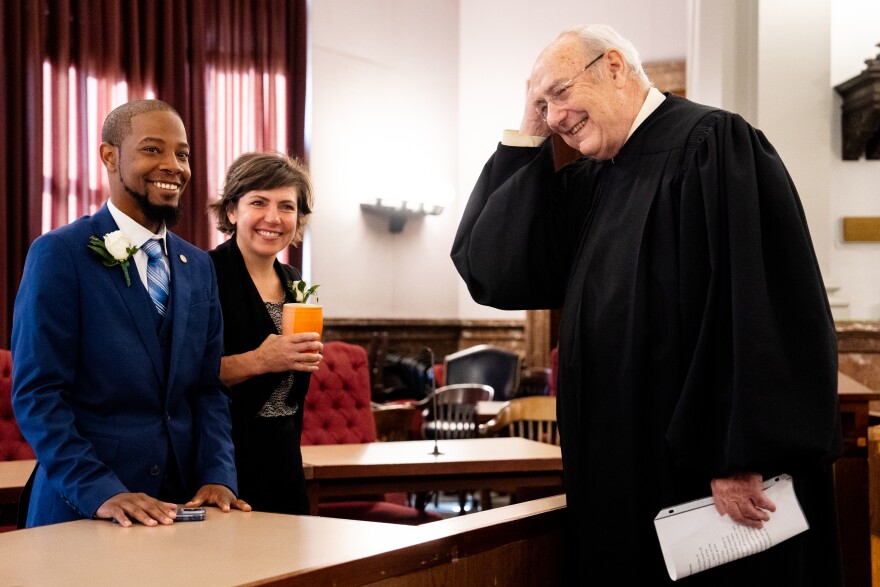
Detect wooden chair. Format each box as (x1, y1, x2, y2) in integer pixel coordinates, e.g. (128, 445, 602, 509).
(481, 396, 560, 446)
(480, 396, 560, 506)
(420, 383, 494, 440)
(415, 383, 493, 513)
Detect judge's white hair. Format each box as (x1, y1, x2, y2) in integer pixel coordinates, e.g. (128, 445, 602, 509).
(560, 24, 651, 87)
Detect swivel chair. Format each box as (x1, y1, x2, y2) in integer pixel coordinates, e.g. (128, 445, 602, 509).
(442, 344, 522, 402)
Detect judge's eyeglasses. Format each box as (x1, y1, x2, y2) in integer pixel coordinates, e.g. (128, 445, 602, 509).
(535, 52, 605, 121)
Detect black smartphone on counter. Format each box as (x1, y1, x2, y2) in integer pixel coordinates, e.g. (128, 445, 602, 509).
(176, 507, 206, 522)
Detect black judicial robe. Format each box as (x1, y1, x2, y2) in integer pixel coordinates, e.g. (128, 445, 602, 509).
(452, 94, 843, 585)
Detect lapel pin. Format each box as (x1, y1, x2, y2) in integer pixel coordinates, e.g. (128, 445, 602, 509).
(179, 254, 187, 263)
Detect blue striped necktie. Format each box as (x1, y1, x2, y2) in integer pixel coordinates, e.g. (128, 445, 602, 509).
(141, 239, 170, 317)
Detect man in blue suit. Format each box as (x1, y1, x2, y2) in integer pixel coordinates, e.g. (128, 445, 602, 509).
(12, 99, 250, 527)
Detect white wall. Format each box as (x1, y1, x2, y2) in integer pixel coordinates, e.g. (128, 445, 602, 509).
(756, 0, 834, 288)
(310, 0, 880, 322)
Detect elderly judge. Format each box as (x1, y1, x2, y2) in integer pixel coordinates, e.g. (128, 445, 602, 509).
(452, 24, 843, 585)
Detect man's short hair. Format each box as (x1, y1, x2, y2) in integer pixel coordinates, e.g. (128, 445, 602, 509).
(101, 99, 182, 146)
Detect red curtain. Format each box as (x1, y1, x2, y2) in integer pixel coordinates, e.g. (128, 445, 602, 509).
(0, 0, 307, 348)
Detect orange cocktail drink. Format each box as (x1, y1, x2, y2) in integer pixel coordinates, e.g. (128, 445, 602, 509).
(282, 304, 323, 343)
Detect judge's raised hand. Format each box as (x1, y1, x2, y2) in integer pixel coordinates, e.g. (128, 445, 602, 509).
(711, 472, 776, 529)
(96, 492, 179, 527)
(185, 484, 251, 513)
(520, 79, 553, 138)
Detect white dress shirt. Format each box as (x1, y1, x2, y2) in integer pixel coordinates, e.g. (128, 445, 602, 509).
(107, 199, 168, 288)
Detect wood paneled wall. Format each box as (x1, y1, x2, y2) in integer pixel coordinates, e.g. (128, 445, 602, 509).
(324, 318, 880, 386)
(324, 318, 527, 365)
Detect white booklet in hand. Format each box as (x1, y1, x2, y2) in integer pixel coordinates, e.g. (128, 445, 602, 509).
(653, 474, 808, 581)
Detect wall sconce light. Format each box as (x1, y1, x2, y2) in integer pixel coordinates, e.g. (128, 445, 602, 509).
(360, 198, 444, 233)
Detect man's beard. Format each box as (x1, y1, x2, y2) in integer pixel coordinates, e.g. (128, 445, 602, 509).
(122, 181, 183, 228)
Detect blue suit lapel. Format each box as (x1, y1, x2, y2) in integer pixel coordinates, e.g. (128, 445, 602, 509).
(164, 233, 192, 401)
(91, 206, 166, 383)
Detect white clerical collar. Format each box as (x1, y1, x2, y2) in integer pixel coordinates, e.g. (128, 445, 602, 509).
(107, 199, 168, 253)
(624, 86, 666, 143)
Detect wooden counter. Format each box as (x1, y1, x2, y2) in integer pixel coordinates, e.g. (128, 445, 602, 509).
(0, 495, 567, 586)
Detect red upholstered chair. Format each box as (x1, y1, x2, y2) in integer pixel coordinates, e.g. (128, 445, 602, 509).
(549, 345, 559, 397)
(303, 341, 441, 525)
(1, 349, 35, 532)
(303, 341, 378, 446)
(0, 349, 34, 462)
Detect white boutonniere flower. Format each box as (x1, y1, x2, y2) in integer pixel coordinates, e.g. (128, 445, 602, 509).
(88, 231, 138, 287)
(286, 279, 320, 303)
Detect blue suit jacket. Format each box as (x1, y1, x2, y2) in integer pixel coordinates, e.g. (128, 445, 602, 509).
(11, 204, 237, 526)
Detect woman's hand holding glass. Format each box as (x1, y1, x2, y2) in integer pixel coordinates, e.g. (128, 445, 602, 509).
(254, 332, 323, 373)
